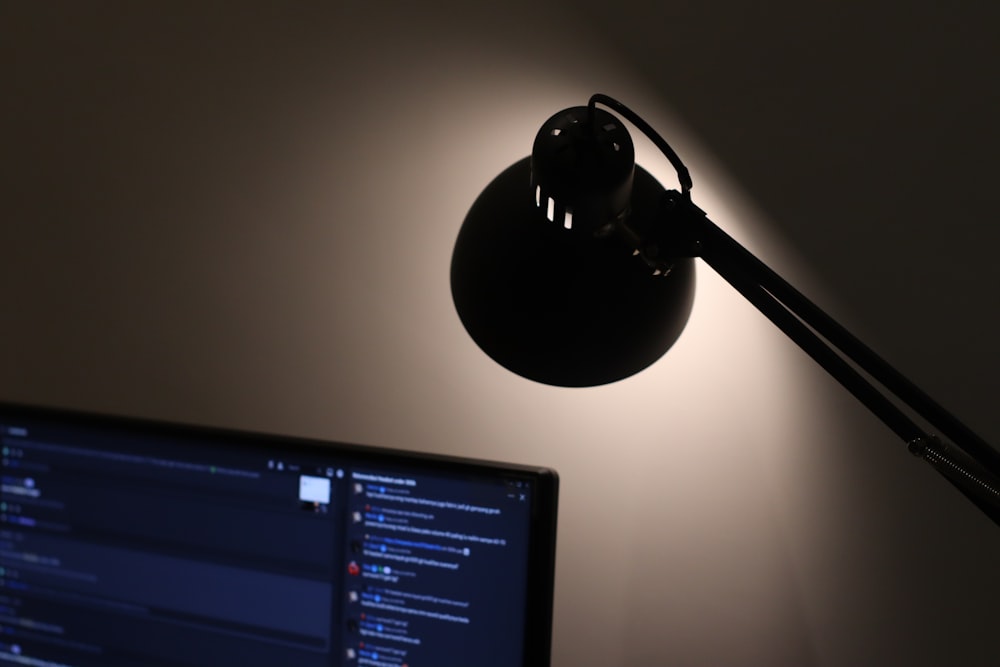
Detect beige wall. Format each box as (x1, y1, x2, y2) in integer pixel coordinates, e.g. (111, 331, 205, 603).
(3, 3, 999, 665)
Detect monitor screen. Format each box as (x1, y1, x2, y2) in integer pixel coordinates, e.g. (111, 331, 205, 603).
(0, 403, 558, 667)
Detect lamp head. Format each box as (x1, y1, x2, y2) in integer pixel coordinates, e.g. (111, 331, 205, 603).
(450, 104, 696, 387)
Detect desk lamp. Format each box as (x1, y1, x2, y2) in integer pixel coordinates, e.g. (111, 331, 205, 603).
(451, 94, 1000, 525)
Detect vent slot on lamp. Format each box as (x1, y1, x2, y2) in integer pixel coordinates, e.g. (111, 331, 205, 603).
(535, 185, 574, 229)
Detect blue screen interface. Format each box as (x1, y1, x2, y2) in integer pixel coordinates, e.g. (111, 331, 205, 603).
(0, 412, 545, 667)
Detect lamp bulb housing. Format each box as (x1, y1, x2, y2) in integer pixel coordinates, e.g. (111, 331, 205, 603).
(530, 107, 636, 235)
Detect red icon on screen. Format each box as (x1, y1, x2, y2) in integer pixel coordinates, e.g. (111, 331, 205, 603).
(347, 561, 360, 576)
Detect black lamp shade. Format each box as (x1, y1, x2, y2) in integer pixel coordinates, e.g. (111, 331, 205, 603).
(451, 156, 696, 387)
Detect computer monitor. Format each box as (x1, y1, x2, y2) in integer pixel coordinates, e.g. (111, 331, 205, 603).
(0, 403, 558, 667)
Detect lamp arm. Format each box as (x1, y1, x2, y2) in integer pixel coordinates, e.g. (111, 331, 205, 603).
(656, 193, 1000, 525)
(584, 93, 1000, 523)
